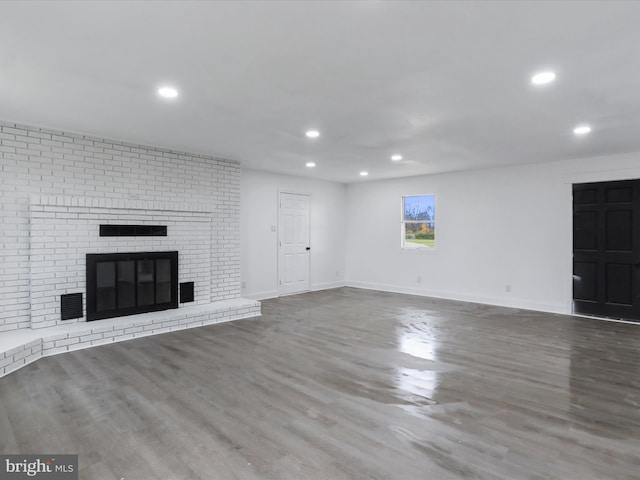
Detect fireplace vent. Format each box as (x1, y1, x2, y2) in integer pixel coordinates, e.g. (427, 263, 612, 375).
(180, 282, 194, 303)
(61, 293, 83, 320)
(99, 225, 167, 237)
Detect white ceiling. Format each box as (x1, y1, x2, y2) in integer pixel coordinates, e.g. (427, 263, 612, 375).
(1, 1, 639, 183)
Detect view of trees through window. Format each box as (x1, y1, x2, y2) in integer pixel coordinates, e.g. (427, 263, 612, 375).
(403, 195, 435, 248)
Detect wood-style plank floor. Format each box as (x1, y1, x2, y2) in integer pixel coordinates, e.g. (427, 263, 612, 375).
(1, 287, 640, 479)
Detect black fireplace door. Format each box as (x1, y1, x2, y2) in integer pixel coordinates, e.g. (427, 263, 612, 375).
(86, 251, 178, 321)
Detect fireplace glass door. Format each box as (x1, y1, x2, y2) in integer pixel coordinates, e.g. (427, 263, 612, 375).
(87, 251, 178, 321)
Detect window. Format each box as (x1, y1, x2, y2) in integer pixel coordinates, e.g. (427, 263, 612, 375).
(402, 195, 435, 249)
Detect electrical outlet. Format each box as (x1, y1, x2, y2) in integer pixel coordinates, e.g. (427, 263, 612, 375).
(242, 281, 246, 289)
(336, 270, 340, 278)
(505, 284, 511, 293)
(417, 276, 422, 284)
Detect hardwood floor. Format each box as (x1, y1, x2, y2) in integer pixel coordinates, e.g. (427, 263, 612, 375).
(1, 287, 640, 479)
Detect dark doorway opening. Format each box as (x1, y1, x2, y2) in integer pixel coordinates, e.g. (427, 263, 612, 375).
(86, 251, 178, 321)
(573, 180, 640, 321)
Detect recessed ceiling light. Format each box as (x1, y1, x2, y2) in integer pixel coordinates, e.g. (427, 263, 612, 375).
(305, 130, 320, 138)
(306, 162, 316, 168)
(158, 87, 178, 98)
(391, 154, 402, 161)
(531, 71, 556, 85)
(360, 171, 368, 177)
(573, 125, 592, 135)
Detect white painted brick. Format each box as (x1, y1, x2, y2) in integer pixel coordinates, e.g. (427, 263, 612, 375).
(4, 345, 26, 358)
(44, 346, 69, 356)
(115, 333, 135, 342)
(2, 121, 242, 334)
(25, 339, 42, 351)
(0, 356, 14, 369)
(108, 328, 128, 339)
(55, 337, 79, 348)
(24, 351, 41, 365)
(90, 337, 114, 347)
(91, 325, 115, 334)
(4, 362, 24, 376)
(151, 327, 172, 335)
(124, 326, 144, 335)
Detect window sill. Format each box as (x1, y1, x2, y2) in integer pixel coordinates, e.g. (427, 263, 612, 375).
(401, 244, 436, 253)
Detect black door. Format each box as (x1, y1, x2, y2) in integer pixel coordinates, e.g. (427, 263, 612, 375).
(86, 251, 178, 321)
(573, 179, 640, 321)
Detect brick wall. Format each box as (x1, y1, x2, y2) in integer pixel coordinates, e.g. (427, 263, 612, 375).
(0, 122, 241, 332)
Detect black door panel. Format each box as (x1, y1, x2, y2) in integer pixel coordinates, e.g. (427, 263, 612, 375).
(573, 180, 640, 321)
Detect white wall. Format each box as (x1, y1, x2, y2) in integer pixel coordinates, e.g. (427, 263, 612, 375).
(241, 169, 347, 300)
(345, 152, 640, 314)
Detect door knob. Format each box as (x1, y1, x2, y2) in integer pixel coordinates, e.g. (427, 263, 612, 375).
(306, 247, 311, 251)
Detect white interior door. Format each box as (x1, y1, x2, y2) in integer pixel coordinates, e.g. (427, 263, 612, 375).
(278, 192, 310, 295)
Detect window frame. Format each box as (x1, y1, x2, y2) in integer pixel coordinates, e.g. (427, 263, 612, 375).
(401, 194, 436, 251)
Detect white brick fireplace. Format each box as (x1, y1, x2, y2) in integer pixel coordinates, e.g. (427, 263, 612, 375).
(0, 122, 261, 377)
(29, 195, 214, 329)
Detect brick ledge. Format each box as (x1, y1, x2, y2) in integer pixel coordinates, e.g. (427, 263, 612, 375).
(0, 299, 261, 378)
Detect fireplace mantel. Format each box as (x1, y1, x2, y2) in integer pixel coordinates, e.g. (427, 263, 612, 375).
(30, 194, 213, 214)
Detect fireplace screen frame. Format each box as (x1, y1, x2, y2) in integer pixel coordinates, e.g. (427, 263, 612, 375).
(86, 251, 178, 321)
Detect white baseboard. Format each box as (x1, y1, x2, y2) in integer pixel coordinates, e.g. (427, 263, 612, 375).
(242, 280, 567, 317)
(245, 281, 346, 301)
(244, 289, 279, 301)
(345, 280, 568, 315)
(311, 281, 347, 292)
